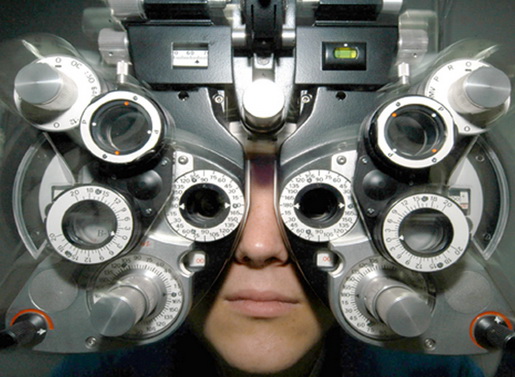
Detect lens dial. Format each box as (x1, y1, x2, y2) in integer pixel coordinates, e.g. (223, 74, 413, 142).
(424, 59, 511, 132)
(14, 56, 102, 131)
(90, 254, 183, 339)
(382, 193, 469, 272)
(166, 170, 245, 242)
(280, 169, 358, 242)
(374, 96, 454, 169)
(340, 256, 432, 339)
(80, 91, 164, 164)
(46, 185, 134, 264)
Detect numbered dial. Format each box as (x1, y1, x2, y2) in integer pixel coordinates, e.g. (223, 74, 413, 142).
(90, 255, 183, 339)
(340, 256, 432, 339)
(14, 56, 102, 131)
(46, 185, 134, 264)
(382, 193, 469, 272)
(280, 169, 358, 242)
(424, 59, 511, 133)
(167, 170, 245, 241)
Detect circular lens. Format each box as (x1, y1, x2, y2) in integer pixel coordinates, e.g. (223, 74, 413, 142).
(91, 100, 152, 155)
(399, 208, 453, 256)
(385, 105, 446, 160)
(295, 184, 344, 227)
(180, 184, 230, 228)
(62, 201, 117, 249)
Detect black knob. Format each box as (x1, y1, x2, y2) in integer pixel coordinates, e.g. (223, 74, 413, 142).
(0, 313, 48, 349)
(474, 315, 515, 353)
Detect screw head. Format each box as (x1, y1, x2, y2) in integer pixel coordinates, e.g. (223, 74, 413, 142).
(301, 94, 312, 104)
(85, 336, 98, 349)
(366, 208, 376, 217)
(424, 338, 437, 350)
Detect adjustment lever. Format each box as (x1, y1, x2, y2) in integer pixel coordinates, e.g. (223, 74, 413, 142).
(0, 313, 47, 350)
(474, 315, 515, 353)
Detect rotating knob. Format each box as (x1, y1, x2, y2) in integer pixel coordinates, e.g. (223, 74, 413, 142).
(449, 66, 511, 115)
(362, 277, 432, 338)
(90, 274, 162, 337)
(242, 79, 285, 133)
(15, 62, 78, 112)
(473, 314, 515, 352)
(0, 313, 48, 349)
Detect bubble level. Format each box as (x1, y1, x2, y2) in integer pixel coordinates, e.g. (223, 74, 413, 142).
(334, 47, 358, 60)
(323, 42, 366, 71)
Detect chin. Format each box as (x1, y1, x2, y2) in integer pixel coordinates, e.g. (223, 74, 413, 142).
(210, 328, 319, 375)
(222, 348, 302, 375)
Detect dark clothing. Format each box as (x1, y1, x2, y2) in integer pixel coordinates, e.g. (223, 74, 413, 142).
(51, 325, 485, 377)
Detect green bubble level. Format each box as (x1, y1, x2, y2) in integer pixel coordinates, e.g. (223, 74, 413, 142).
(334, 47, 358, 60)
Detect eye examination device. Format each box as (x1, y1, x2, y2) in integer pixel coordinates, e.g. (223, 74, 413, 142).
(0, 0, 513, 372)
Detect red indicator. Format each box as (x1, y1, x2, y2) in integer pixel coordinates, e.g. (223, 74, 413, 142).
(10, 309, 54, 330)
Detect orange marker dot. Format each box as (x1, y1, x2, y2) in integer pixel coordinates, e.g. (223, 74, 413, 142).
(432, 149, 438, 153)
(124, 101, 130, 106)
(391, 112, 397, 117)
(115, 150, 121, 155)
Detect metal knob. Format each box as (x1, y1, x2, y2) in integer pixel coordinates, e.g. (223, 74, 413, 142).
(14, 62, 78, 112)
(90, 274, 161, 337)
(449, 66, 511, 115)
(363, 277, 432, 338)
(242, 79, 285, 133)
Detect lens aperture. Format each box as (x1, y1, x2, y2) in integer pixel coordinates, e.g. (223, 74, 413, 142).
(63, 200, 117, 249)
(180, 184, 230, 228)
(385, 105, 446, 160)
(91, 100, 152, 156)
(296, 184, 344, 227)
(398, 208, 453, 256)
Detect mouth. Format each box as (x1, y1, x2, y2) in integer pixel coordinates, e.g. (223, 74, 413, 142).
(225, 290, 300, 318)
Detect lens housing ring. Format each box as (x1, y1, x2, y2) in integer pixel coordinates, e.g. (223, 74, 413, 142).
(166, 170, 245, 242)
(280, 169, 358, 242)
(46, 185, 134, 264)
(80, 91, 164, 164)
(381, 193, 469, 272)
(374, 96, 455, 169)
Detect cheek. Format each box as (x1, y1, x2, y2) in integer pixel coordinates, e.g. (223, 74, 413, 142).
(202, 302, 325, 374)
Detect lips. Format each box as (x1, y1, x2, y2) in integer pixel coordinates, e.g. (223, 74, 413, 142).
(225, 290, 300, 318)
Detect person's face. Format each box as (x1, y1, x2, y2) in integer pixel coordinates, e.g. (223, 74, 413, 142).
(192, 158, 333, 374)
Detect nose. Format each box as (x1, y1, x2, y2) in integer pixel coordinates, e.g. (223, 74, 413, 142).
(234, 159, 289, 268)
